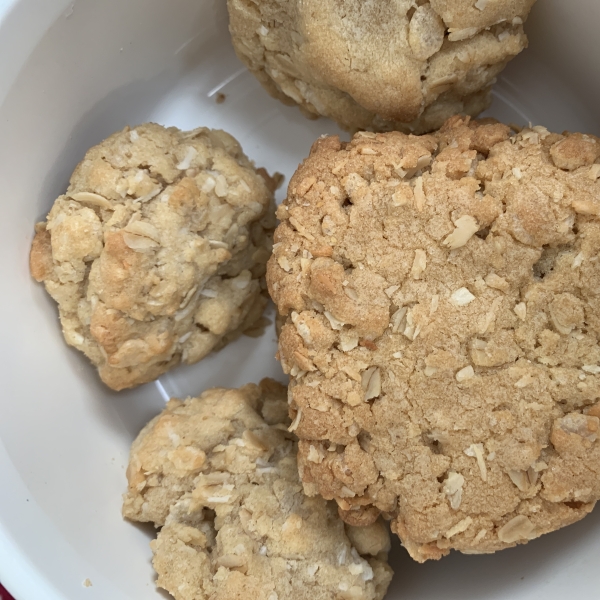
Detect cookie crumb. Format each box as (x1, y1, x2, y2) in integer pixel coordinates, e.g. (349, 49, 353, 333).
(83, 579, 92, 588)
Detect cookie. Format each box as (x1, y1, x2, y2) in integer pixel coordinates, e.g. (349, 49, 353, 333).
(122, 378, 290, 525)
(30, 123, 278, 390)
(228, 0, 535, 134)
(123, 380, 393, 600)
(267, 116, 600, 561)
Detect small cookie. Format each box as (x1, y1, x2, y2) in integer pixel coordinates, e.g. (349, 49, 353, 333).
(228, 0, 535, 134)
(267, 117, 600, 561)
(123, 380, 393, 600)
(30, 123, 277, 390)
(122, 379, 290, 526)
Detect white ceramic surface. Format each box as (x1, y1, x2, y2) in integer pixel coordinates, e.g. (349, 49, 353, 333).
(0, 1, 599, 598)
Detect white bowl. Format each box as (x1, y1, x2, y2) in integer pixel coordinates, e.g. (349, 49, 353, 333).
(1, 0, 599, 598)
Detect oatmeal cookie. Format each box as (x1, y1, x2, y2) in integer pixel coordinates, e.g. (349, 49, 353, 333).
(267, 116, 600, 561)
(123, 379, 393, 600)
(30, 123, 277, 391)
(228, 0, 535, 134)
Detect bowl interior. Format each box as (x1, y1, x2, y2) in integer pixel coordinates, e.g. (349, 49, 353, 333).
(0, 0, 599, 598)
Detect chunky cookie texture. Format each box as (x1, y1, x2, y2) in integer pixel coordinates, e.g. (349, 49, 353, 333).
(267, 117, 600, 561)
(30, 123, 277, 391)
(228, 0, 535, 134)
(123, 380, 393, 600)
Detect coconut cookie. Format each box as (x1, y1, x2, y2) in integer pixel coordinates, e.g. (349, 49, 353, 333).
(123, 380, 393, 600)
(228, 0, 536, 134)
(267, 116, 600, 561)
(30, 123, 278, 390)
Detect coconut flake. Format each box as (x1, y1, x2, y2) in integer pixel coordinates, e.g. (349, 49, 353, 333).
(217, 555, 246, 568)
(413, 177, 426, 211)
(391, 307, 408, 333)
(178, 332, 192, 344)
(465, 443, 487, 481)
(443, 471, 465, 510)
(430, 295, 440, 316)
(362, 367, 381, 400)
(473, 529, 488, 544)
(508, 470, 529, 491)
(339, 330, 359, 352)
(588, 164, 600, 180)
(209, 239, 229, 249)
(122, 232, 159, 251)
(443, 215, 478, 249)
(497, 515, 536, 543)
(324, 311, 345, 330)
(572, 199, 600, 216)
(411, 249, 427, 279)
(450, 288, 476, 307)
(445, 517, 473, 538)
(207, 496, 232, 504)
(515, 374, 535, 388)
(288, 409, 302, 432)
(307, 445, 324, 464)
(514, 302, 527, 320)
(70, 191, 112, 209)
(448, 27, 479, 41)
(177, 146, 198, 170)
(306, 564, 319, 577)
(456, 366, 475, 382)
(124, 220, 161, 241)
(572, 253, 585, 268)
(344, 287, 359, 301)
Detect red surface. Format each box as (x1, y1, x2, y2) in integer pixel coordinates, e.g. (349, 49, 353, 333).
(0, 584, 14, 600)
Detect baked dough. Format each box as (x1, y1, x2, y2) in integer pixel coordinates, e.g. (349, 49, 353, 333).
(268, 116, 600, 561)
(123, 380, 393, 600)
(228, 0, 536, 133)
(30, 123, 277, 390)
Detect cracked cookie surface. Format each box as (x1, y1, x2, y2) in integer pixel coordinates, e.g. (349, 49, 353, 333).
(30, 123, 277, 390)
(123, 380, 393, 600)
(228, 0, 535, 134)
(267, 116, 600, 561)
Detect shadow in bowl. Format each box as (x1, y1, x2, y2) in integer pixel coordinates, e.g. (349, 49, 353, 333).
(387, 505, 600, 599)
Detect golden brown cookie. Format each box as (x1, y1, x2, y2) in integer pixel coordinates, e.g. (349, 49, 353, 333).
(30, 123, 277, 390)
(228, 0, 536, 134)
(267, 116, 600, 561)
(123, 380, 393, 600)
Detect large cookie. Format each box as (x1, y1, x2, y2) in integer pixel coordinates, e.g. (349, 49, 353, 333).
(267, 116, 600, 561)
(228, 0, 535, 134)
(123, 380, 393, 600)
(30, 123, 277, 390)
